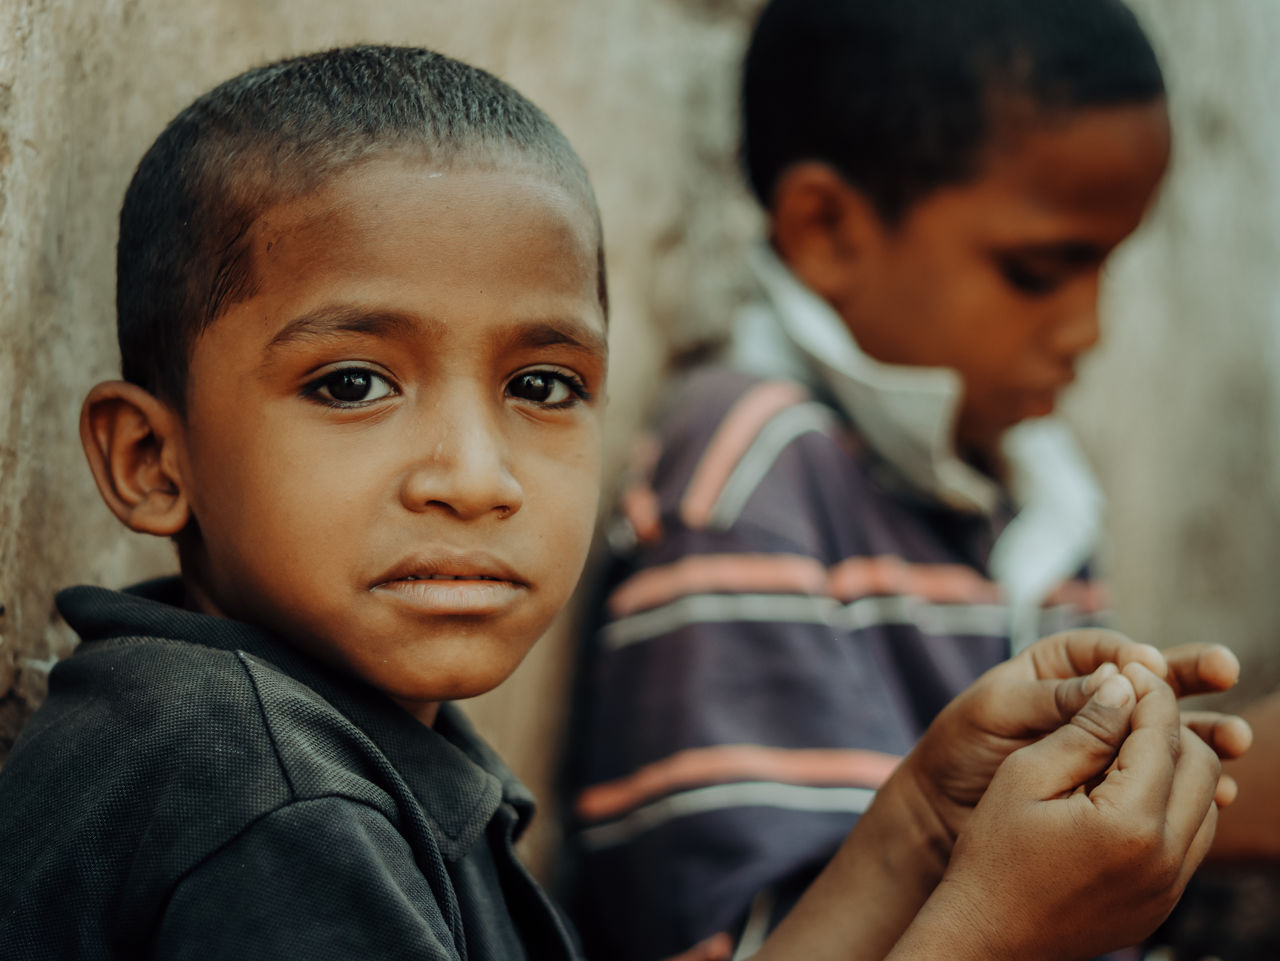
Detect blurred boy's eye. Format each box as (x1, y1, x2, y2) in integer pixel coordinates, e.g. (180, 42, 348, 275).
(998, 257, 1066, 297)
(306, 368, 396, 406)
(506, 370, 587, 408)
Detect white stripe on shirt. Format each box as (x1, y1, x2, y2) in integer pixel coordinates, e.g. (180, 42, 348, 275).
(577, 781, 877, 850)
(707, 402, 838, 530)
(600, 591, 1011, 651)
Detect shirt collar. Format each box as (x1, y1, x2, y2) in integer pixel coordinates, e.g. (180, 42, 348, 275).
(733, 243, 1001, 513)
(56, 577, 536, 858)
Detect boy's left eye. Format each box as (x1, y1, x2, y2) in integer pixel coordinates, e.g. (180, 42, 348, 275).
(305, 368, 397, 406)
(998, 257, 1067, 297)
(506, 370, 586, 407)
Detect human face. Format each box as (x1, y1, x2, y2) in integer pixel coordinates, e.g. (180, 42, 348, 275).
(840, 102, 1171, 461)
(174, 159, 607, 723)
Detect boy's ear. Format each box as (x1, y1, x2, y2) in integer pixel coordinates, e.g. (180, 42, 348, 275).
(769, 162, 884, 306)
(80, 381, 191, 537)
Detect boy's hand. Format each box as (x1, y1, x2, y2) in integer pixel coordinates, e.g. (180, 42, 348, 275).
(903, 629, 1248, 844)
(751, 632, 1246, 961)
(917, 663, 1221, 961)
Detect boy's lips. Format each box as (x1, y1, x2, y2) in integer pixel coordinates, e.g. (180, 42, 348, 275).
(370, 552, 528, 615)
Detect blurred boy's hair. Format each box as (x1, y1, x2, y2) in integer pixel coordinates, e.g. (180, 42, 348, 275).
(742, 0, 1165, 220)
(117, 44, 602, 412)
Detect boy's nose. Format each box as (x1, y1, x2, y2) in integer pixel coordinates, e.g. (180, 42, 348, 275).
(1049, 277, 1103, 360)
(398, 405, 524, 521)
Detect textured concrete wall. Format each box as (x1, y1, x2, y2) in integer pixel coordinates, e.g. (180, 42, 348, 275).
(3, 0, 1280, 880)
(1068, 1, 1280, 705)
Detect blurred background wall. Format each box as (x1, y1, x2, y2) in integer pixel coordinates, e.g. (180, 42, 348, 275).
(1, 0, 1278, 877)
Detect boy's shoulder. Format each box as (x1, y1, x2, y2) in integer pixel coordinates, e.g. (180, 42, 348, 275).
(1, 586, 398, 856)
(651, 365, 829, 457)
(13, 581, 432, 820)
(631, 364, 866, 549)
(10, 608, 292, 793)
(0, 580, 516, 958)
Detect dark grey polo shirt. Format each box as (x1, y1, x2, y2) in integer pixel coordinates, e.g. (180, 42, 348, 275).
(0, 578, 580, 960)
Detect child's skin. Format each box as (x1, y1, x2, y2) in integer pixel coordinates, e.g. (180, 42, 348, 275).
(78, 148, 1245, 958)
(771, 100, 1171, 463)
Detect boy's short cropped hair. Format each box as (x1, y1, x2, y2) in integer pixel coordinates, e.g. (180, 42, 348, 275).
(117, 44, 604, 411)
(741, 0, 1166, 220)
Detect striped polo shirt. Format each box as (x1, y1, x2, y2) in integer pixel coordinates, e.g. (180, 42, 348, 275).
(563, 247, 1108, 961)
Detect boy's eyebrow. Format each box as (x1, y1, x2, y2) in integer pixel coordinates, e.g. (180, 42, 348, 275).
(999, 241, 1107, 264)
(264, 304, 608, 359)
(501, 318, 609, 360)
(266, 305, 420, 350)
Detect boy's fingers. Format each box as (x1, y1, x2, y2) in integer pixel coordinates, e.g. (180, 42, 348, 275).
(1096, 666, 1181, 816)
(1123, 662, 1181, 712)
(1001, 673, 1136, 798)
(1181, 711, 1253, 761)
(1215, 773, 1239, 808)
(1026, 629, 1165, 682)
(1159, 726, 1223, 852)
(994, 663, 1118, 737)
(1160, 643, 1240, 696)
(1182, 710, 1251, 803)
(1178, 799, 1220, 889)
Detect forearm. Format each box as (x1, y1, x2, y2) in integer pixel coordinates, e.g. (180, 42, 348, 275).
(879, 880, 1013, 961)
(753, 762, 951, 961)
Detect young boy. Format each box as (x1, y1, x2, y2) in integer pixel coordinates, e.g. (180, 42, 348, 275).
(0, 43, 1243, 961)
(566, 1, 1193, 958)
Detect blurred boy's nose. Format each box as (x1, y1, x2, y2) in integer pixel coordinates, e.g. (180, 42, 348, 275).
(398, 395, 525, 521)
(1049, 274, 1104, 362)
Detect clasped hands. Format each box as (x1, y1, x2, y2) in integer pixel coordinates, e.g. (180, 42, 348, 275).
(894, 629, 1251, 961)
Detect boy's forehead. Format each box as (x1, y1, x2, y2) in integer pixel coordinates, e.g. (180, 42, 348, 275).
(252, 157, 599, 252)
(894, 101, 1172, 247)
(198, 158, 607, 356)
(980, 102, 1171, 207)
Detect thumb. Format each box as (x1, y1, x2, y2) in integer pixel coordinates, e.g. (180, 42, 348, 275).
(998, 673, 1136, 800)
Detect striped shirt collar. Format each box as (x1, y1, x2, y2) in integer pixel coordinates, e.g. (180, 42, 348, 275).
(733, 243, 999, 512)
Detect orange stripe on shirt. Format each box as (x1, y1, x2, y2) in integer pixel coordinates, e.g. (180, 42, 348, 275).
(607, 553, 828, 618)
(575, 744, 902, 822)
(680, 381, 809, 530)
(828, 556, 1002, 605)
(605, 553, 1004, 618)
(620, 483, 664, 546)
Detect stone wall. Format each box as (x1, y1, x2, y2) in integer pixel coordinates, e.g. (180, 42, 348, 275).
(3, 0, 1279, 880)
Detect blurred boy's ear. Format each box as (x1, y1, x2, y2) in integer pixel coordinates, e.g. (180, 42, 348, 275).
(80, 382, 190, 537)
(770, 162, 883, 307)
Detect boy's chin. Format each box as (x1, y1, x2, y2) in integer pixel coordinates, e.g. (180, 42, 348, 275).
(959, 405, 1055, 460)
(330, 633, 537, 708)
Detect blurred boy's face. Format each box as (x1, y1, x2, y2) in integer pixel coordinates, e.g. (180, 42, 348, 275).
(173, 158, 607, 722)
(822, 101, 1171, 461)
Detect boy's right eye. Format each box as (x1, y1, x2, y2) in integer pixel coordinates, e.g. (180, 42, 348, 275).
(998, 257, 1066, 297)
(304, 367, 397, 407)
